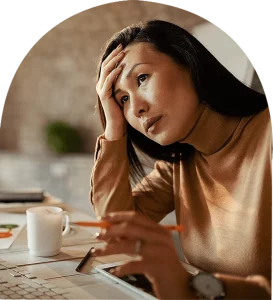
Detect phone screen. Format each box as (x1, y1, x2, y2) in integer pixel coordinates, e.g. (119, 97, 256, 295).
(103, 267, 155, 296)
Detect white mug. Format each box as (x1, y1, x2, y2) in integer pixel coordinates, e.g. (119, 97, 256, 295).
(26, 206, 70, 257)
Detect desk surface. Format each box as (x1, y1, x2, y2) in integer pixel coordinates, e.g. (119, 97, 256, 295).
(0, 204, 199, 299)
(0, 204, 151, 299)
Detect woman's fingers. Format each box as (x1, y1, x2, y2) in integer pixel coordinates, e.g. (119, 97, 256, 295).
(103, 50, 125, 74)
(94, 238, 146, 257)
(94, 239, 169, 265)
(96, 45, 127, 139)
(103, 211, 166, 232)
(99, 64, 124, 101)
(97, 220, 170, 245)
(112, 260, 147, 278)
(102, 44, 123, 69)
(100, 211, 171, 244)
(98, 48, 125, 92)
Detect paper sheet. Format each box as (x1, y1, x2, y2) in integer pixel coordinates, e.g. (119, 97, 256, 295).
(0, 213, 26, 249)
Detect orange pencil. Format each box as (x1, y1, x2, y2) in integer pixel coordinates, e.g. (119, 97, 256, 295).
(163, 225, 184, 232)
(72, 221, 111, 229)
(72, 221, 184, 232)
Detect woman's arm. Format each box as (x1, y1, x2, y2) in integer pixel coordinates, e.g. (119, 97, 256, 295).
(90, 134, 175, 221)
(93, 211, 271, 300)
(213, 273, 270, 300)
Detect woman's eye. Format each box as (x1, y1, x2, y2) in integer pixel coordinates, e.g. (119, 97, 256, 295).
(120, 95, 129, 105)
(137, 74, 148, 86)
(118, 74, 148, 106)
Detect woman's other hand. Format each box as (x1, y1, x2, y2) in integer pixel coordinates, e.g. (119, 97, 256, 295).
(96, 44, 127, 140)
(94, 211, 192, 300)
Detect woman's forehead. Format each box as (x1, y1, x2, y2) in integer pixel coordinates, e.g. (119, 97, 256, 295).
(119, 42, 178, 72)
(123, 42, 159, 61)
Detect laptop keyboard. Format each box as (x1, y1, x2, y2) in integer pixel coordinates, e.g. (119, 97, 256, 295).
(0, 262, 79, 299)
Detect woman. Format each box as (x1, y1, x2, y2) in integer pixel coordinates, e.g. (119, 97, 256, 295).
(90, 20, 271, 299)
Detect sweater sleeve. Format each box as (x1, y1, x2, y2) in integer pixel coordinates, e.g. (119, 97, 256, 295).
(90, 134, 175, 222)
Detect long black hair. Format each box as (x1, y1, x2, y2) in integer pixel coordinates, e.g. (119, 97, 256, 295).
(97, 19, 267, 183)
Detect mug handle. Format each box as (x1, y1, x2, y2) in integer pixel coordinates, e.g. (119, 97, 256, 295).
(62, 211, 70, 236)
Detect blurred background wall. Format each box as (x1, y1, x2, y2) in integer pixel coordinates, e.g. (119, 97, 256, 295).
(0, 1, 261, 214)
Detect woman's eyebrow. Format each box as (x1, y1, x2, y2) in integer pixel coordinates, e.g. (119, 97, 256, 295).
(114, 62, 149, 97)
(126, 62, 147, 78)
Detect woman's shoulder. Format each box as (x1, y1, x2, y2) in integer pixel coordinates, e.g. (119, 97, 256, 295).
(237, 107, 271, 139)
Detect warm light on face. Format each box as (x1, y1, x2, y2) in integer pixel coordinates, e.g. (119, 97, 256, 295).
(114, 42, 204, 145)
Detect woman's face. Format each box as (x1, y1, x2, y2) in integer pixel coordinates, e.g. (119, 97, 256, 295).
(114, 42, 204, 145)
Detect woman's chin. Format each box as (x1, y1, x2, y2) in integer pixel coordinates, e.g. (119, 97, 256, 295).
(151, 134, 176, 146)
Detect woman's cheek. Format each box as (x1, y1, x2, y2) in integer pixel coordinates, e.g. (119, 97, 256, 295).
(124, 109, 137, 131)
(123, 109, 131, 125)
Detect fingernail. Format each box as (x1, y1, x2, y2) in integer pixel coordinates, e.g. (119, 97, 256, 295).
(96, 229, 106, 240)
(117, 44, 122, 49)
(91, 248, 101, 256)
(97, 216, 102, 221)
(109, 267, 116, 274)
(93, 248, 102, 256)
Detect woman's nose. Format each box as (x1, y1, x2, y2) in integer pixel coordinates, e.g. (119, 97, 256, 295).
(130, 96, 149, 117)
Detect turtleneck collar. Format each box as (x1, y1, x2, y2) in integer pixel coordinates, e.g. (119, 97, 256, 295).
(179, 106, 242, 155)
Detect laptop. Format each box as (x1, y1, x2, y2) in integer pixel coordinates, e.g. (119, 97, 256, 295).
(0, 247, 200, 299)
(0, 252, 151, 299)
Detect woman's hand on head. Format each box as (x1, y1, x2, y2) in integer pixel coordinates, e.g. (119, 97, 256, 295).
(96, 45, 127, 140)
(94, 211, 191, 299)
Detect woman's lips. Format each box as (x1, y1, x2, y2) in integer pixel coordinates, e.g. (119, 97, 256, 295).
(143, 116, 162, 132)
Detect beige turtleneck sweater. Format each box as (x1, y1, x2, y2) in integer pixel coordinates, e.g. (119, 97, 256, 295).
(90, 107, 271, 281)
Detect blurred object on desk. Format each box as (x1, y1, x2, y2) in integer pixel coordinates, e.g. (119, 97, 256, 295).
(0, 191, 63, 213)
(0, 213, 26, 249)
(0, 188, 44, 203)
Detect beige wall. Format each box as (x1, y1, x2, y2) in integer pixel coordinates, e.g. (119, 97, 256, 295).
(0, 1, 205, 154)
